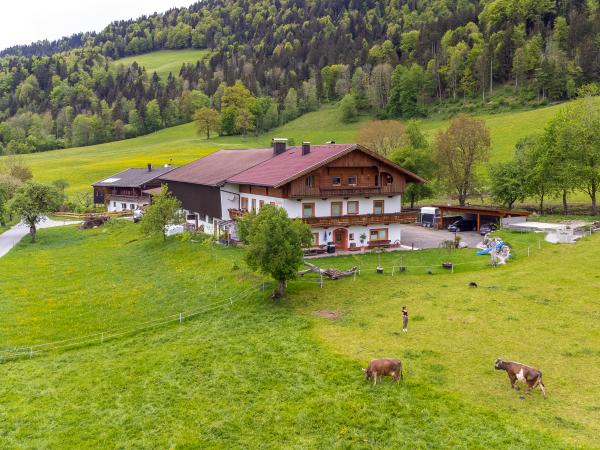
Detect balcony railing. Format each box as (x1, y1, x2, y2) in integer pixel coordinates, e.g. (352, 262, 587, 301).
(228, 209, 418, 227)
(301, 211, 417, 227)
(289, 184, 399, 198)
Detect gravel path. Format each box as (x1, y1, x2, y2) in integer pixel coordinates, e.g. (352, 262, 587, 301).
(0, 218, 80, 258)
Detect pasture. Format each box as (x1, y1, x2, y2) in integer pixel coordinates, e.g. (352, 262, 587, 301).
(111, 49, 211, 79)
(2, 101, 568, 196)
(0, 222, 598, 447)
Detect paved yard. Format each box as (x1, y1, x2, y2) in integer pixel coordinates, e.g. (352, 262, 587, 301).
(400, 224, 482, 249)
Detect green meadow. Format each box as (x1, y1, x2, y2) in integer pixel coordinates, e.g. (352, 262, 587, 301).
(111, 49, 211, 79)
(0, 222, 598, 447)
(2, 101, 568, 196)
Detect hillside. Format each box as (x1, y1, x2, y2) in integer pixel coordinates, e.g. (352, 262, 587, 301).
(1, 0, 599, 156)
(1, 222, 599, 446)
(4, 102, 566, 195)
(111, 49, 211, 79)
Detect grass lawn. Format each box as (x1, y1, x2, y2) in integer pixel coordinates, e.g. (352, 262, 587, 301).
(111, 49, 211, 79)
(0, 222, 598, 447)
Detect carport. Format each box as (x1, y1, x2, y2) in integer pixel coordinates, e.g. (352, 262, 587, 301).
(433, 205, 530, 231)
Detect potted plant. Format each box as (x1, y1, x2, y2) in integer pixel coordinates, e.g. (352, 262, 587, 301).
(440, 239, 455, 269)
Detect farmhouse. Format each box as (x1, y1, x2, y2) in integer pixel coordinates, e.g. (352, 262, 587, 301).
(92, 164, 174, 212)
(160, 140, 424, 249)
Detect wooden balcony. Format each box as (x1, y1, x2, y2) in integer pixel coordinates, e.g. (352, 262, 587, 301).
(289, 184, 400, 198)
(302, 211, 418, 228)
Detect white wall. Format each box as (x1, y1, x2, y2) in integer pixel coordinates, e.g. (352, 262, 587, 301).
(107, 198, 148, 212)
(311, 223, 402, 246)
(220, 183, 241, 220)
(237, 193, 402, 218)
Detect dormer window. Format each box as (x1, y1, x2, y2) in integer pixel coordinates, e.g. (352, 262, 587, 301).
(348, 176, 357, 186)
(332, 176, 341, 186)
(305, 175, 313, 187)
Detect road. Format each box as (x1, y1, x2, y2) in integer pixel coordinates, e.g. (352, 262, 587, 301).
(401, 224, 483, 249)
(0, 218, 80, 258)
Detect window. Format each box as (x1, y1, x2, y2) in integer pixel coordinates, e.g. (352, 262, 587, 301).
(121, 203, 127, 210)
(259, 200, 265, 208)
(374, 174, 380, 186)
(332, 176, 341, 186)
(311, 233, 319, 246)
(113, 202, 116, 207)
(130, 204, 135, 210)
(348, 176, 357, 185)
(305, 175, 313, 187)
(373, 200, 384, 215)
(349, 233, 354, 241)
(347, 201, 359, 215)
(385, 174, 393, 184)
(370, 228, 388, 241)
(302, 203, 315, 218)
(251, 199, 257, 212)
(331, 201, 343, 217)
(241, 197, 249, 211)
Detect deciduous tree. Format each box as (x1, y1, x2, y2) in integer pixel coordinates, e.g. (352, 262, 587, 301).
(433, 115, 490, 206)
(194, 107, 221, 139)
(357, 120, 408, 157)
(140, 185, 183, 241)
(238, 205, 312, 299)
(9, 182, 62, 242)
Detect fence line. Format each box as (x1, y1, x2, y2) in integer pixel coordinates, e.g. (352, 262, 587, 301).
(0, 284, 268, 364)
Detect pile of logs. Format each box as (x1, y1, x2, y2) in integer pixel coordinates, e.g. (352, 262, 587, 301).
(80, 214, 110, 229)
(299, 261, 357, 280)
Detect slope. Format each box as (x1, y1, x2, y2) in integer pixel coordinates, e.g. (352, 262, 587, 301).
(2, 102, 566, 195)
(111, 49, 211, 79)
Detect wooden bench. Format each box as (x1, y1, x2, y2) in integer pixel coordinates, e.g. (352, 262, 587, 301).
(367, 240, 391, 249)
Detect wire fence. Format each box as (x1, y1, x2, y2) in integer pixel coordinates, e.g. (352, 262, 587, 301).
(0, 283, 271, 364)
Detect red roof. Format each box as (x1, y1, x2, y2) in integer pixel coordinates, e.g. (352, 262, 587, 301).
(159, 148, 273, 186)
(228, 144, 356, 187)
(228, 143, 424, 187)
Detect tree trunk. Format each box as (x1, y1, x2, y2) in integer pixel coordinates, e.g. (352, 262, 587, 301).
(562, 190, 568, 215)
(539, 194, 545, 215)
(592, 191, 597, 216)
(29, 225, 36, 243)
(274, 280, 286, 299)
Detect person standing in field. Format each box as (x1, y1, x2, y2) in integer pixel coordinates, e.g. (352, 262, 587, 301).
(402, 306, 408, 332)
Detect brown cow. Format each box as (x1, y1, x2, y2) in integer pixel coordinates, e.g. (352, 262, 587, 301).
(495, 359, 546, 398)
(363, 358, 403, 385)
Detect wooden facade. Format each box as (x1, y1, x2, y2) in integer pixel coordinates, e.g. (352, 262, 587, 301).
(284, 149, 406, 198)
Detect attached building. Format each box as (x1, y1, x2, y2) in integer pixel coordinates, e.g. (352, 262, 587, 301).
(160, 141, 424, 249)
(93, 164, 174, 212)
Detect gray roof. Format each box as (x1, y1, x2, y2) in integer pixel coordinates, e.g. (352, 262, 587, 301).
(92, 167, 174, 188)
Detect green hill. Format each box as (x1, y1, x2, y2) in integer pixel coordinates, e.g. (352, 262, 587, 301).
(4, 102, 566, 195)
(111, 49, 211, 79)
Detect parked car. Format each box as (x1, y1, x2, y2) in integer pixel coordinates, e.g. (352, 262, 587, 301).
(448, 218, 476, 232)
(479, 223, 498, 235)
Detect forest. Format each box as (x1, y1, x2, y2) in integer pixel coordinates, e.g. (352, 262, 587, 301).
(1, 0, 599, 154)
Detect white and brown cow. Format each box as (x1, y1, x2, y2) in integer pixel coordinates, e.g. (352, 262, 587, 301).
(495, 359, 546, 398)
(363, 358, 403, 385)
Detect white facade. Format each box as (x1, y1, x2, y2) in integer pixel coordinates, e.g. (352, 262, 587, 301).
(203, 183, 405, 248)
(107, 197, 149, 212)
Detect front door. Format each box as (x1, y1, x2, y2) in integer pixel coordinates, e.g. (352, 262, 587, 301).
(333, 228, 348, 251)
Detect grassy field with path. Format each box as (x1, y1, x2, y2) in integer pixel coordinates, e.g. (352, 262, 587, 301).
(0, 222, 598, 447)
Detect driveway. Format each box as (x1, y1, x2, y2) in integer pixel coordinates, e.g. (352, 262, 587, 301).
(401, 224, 482, 249)
(0, 218, 80, 258)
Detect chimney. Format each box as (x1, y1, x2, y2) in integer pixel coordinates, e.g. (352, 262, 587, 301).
(147, 163, 152, 172)
(272, 138, 288, 156)
(302, 142, 311, 156)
